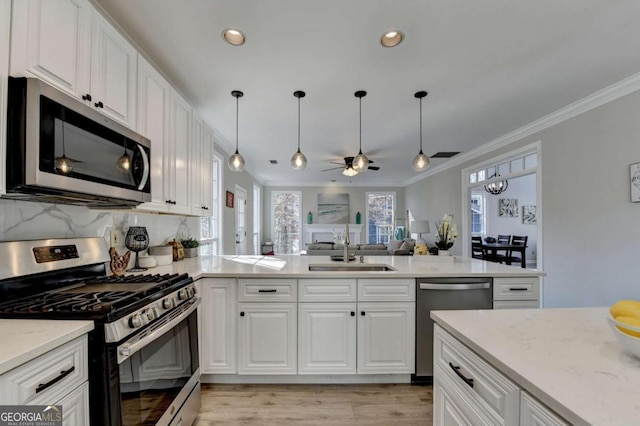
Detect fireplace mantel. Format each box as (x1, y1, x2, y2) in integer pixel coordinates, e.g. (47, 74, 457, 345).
(304, 224, 363, 246)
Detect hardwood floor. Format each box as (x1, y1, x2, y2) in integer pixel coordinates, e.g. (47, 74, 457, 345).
(194, 383, 433, 425)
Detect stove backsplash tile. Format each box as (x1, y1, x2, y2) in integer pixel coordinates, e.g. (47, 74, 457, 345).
(0, 199, 200, 246)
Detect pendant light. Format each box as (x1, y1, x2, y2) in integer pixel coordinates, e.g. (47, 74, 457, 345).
(412, 91, 430, 172)
(290, 90, 307, 170)
(54, 109, 72, 174)
(116, 137, 131, 173)
(484, 170, 509, 195)
(352, 90, 369, 174)
(228, 90, 245, 172)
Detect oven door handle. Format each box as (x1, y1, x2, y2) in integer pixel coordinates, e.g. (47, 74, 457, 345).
(117, 298, 200, 364)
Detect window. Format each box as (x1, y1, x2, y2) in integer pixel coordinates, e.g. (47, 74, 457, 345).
(366, 192, 395, 244)
(200, 153, 223, 254)
(253, 184, 261, 255)
(271, 191, 301, 254)
(470, 194, 485, 235)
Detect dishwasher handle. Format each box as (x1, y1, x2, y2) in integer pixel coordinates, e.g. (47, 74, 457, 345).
(419, 282, 490, 291)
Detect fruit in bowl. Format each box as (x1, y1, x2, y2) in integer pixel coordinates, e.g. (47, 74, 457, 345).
(608, 300, 640, 358)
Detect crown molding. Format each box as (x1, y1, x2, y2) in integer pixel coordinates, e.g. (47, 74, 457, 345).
(262, 180, 404, 188)
(401, 71, 640, 187)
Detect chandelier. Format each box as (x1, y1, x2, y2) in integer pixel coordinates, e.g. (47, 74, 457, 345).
(484, 174, 509, 195)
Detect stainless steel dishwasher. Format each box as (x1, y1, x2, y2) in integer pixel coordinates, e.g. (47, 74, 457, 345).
(413, 277, 493, 383)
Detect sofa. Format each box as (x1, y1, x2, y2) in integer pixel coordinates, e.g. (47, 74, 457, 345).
(304, 239, 415, 256)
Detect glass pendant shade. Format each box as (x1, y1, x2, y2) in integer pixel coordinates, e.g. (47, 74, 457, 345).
(291, 149, 307, 170)
(54, 155, 73, 174)
(353, 151, 369, 174)
(229, 150, 245, 171)
(229, 90, 245, 172)
(117, 152, 131, 172)
(412, 150, 430, 172)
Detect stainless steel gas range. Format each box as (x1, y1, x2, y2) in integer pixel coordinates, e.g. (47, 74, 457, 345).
(0, 238, 201, 426)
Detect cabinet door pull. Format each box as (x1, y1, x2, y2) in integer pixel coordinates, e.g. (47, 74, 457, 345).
(95, 101, 104, 108)
(449, 362, 474, 388)
(350, 311, 355, 316)
(82, 94, 92, 101)
(360, 311, 365, 316)
(240, 312, 245, 317)
(509, 287, 528, 291)
(258, 289, 277, 293)
(36, 366, 75, 394)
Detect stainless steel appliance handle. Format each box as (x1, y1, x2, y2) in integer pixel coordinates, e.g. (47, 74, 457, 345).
(137, 144, 150, 191)
(117, 298, 200, 364)
(419, 282, 490, 291)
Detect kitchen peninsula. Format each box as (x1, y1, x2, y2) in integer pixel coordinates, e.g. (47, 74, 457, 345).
(431, 307, 639, 426)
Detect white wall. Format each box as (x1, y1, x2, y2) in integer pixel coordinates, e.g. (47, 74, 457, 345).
(473, 173, 537, 266)
(406, 89, 640, 307)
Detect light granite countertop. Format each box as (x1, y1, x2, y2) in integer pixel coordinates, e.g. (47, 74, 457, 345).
(431, 307, 640, 426)
(139, 254, 544, 280)
(0, 319, 94, 375)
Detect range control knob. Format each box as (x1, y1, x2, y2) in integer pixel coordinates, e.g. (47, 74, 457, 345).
(162, 297, 175, 310)
(128, 313, 143, 328)
(186, 286, 195, 298)
(146, 307, 159, 321)
(178, 288, 189, 300)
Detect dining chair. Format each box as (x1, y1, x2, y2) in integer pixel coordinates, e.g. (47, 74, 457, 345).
(471, 236, 485, 259)
(503, 235, 528, 267)
(494, 235, 511, 263)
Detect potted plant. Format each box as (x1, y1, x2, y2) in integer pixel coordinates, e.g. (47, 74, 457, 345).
(435, 214, 458, 256)
(181, 238, 200, 258)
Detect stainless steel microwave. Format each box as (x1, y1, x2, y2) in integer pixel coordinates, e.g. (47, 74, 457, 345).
(5, 77, 151, 207)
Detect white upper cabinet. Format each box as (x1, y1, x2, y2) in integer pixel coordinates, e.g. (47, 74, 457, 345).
(89, 11, 137, 128)
(190, 113, 204, 216)
(136, 55, 170, 213)
(166, 89, 192, 215)
(10, 0, 137, 128)
(200, 123, 215, 216)
(10, 0, 92, 97)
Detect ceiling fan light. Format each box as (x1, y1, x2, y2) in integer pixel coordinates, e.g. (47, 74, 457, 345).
(291, 149, 307, 170)
(228, 150, 245, 172)
(343, 166, 358, 177)
(353, 151, 369, 173)
(412, 151, 430, 172)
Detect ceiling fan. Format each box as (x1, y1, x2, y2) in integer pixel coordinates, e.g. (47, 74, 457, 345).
(322, 156, 380, 176)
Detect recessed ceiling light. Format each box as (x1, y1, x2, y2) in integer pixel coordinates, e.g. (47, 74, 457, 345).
(381, 30, 404, 47)
(223, 28, 246, 46)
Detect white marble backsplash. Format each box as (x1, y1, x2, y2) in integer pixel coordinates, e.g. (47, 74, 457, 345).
(0, 199, 200, 246)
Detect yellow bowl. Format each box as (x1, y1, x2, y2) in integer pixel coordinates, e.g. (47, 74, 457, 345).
(607, 315, 640, 359)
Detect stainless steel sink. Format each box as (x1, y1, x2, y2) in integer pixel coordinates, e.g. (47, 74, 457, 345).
(308, 264, 397, 272)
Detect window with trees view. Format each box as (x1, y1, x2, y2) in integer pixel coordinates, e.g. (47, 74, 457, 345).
(471, 193, 485, 235)
(366, 192, 395, 244)
(271, 191, 301, 254)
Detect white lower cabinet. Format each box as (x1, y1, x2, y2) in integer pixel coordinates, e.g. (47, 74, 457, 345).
(298, 303, 357, 374)
(59, 381, 90, 426)
(434, 365, 493, 425)
(521, 392, 569, 426)
(237, 303, 297, 375)
(357, 302, 415, 374)
(200, 278, 237, 374)
(493, 277, 540, 309)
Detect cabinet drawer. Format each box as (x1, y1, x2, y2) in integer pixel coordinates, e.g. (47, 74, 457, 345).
(357, 279, 415, 301)
(434, 325, 519, 424)
(493, 300, 540, 310)
(298, 279, 356, 302)
(521, 391, 569, 426)
(0, 335, 88, 405)
(238, 279, 297, 302)
(493, 277, 539, 301)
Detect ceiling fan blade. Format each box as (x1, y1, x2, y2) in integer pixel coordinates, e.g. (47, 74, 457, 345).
(329, 161, 345, 166)
(368, 166, 380, 171)
(322, 166, 344, 172)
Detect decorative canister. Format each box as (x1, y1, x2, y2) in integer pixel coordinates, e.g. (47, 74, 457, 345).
(307, 211, 313, 224)
(356, 212, 361, 224)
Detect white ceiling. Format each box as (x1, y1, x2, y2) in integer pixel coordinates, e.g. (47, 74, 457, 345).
(94, 0, 640, 186)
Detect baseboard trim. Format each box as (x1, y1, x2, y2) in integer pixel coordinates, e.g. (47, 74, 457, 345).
(201, 374, 412, 384)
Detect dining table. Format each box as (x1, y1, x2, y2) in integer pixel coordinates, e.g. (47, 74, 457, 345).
(481, 242, 527, 268)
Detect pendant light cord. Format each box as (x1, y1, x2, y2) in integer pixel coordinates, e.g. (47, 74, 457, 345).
(419, 96, 423, 153)
(297, 96, 301, 150)
(235, 96, 239, 152)
(359, 97, 362, 151)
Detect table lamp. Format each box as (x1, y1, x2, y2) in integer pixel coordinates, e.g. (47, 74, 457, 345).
(411, 220, 430, 244)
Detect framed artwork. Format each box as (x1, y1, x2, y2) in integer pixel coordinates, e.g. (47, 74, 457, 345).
(522, 205, 537, 224)
(226, 191, 234, 208)
(317, 193, 349, 224)
(631, 162, 640, 202)
(498, 198, 518, 217)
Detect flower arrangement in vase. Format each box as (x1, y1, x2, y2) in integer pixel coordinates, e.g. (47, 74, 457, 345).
(435, 214, 458, 255)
